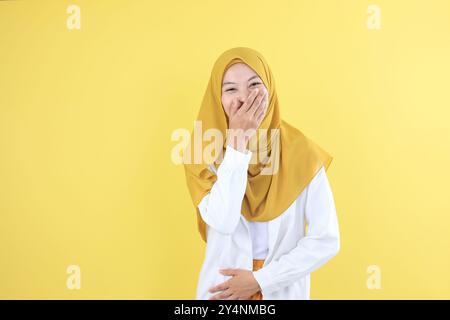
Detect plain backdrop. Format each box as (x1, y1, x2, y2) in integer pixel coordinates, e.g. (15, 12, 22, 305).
(1, 0, 449, 299)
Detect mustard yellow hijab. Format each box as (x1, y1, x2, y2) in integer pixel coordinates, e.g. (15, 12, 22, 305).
(184, 47, 333, 243)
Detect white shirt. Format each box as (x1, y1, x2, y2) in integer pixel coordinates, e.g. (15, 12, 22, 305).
(248, 221, 269, 259)
(196, 144, 340, 300)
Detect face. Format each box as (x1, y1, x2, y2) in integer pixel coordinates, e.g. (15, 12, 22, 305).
(221, 62, 269, 119)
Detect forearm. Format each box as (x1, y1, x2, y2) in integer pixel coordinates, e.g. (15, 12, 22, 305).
(253, 167, 340, 294)
(197, 144, 252, 234)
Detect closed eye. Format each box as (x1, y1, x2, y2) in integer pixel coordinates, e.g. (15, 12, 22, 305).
(225, 82, 262, 92)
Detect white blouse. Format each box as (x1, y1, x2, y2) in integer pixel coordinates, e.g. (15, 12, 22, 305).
(248, 221, 269, 260)
(196, 144, 340, 300)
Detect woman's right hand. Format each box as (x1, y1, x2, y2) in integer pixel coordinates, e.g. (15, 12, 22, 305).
(226, 88, 268, 153)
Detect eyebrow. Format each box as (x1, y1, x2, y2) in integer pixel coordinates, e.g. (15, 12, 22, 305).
(222, 75, 261, 86)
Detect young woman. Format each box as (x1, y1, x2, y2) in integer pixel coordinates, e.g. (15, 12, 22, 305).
(183, 47, 340, 300)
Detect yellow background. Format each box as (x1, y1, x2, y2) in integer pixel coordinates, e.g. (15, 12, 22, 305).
(1, 0, 449, 299)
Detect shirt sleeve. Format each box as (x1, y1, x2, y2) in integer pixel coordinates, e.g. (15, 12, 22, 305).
(197, 144, 252, 235)
(252, 166, 340, 294)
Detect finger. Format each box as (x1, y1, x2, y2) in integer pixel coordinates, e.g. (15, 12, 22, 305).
(249, 90, 267, 117)
(256, 107, 266, 125)
(240, 89, 259, 113)
(229, 99, 239, 117)
(220, 268, 238, 276)
(209, 292, 229, 300)
(217, 289, 233, 300)
(254, 92, 268, 120)
(209, 292, 222, 300)
(209, 293, 221, 300)
(247, 89, 266, 116)
(255, 91, 268, 117)
(209, 281, 230, 293)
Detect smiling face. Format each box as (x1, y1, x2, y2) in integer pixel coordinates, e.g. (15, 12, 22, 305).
(221, 62, 269, 118)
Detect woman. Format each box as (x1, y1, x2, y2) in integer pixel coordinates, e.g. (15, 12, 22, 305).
(183, 47, 340, 300)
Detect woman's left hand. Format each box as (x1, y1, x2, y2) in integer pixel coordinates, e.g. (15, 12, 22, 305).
(208, 269, 261, 300)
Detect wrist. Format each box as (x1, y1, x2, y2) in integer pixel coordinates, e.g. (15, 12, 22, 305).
(226, 132, 249, 153)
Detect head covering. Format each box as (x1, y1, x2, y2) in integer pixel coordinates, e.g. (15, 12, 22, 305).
(183, 47, 333, 242)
